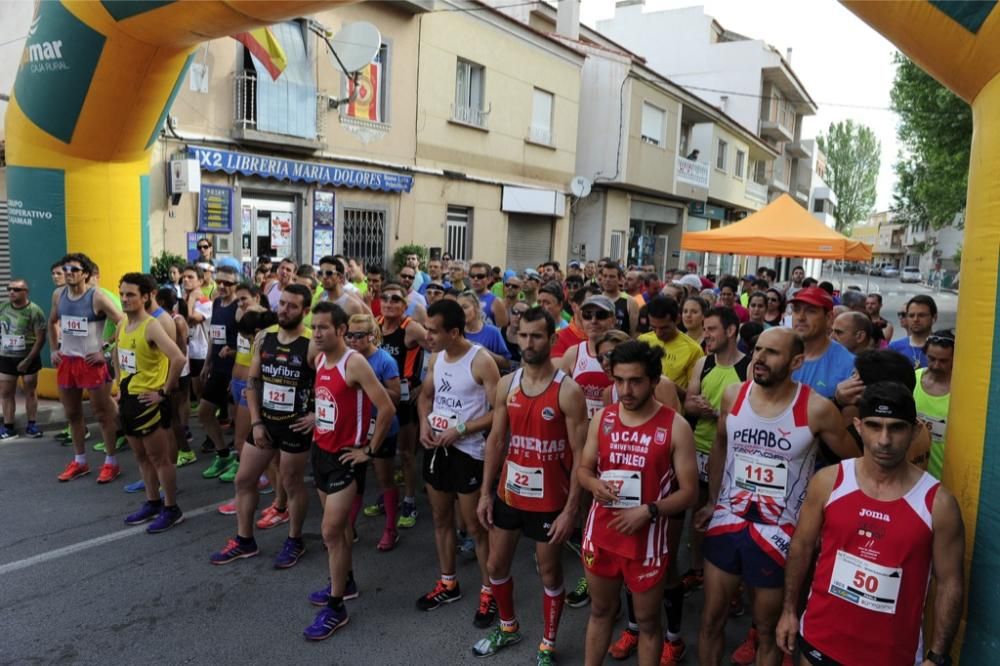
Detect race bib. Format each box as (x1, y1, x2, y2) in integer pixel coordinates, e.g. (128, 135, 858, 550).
(734, 452, 788, 498)
(316, 399, 337, 430)
(1, 334, 25, 353)
(428, 411, 458, 434)
(918, 414, 947, 442)
(237, 335, 251, 355)
(209, 325, 227, 344)
(118, 349, 137, 375)
(400, 380, 410, 402)
(263, 383, 295, 412)
(829, 550, 902, 614)
(585, 398, 604, 419)
(600, 469, 642, 508)
(696, 451, 710, 484)
(504, 461, 544, 498)
(61, 315, 88, 337)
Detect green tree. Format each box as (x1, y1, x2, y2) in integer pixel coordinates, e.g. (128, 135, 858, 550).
(816, 120, 880, 235)
(889, 53, 972, 229)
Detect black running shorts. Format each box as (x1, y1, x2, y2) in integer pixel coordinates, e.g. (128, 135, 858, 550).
(312, 446, 367, 496)
(422, 445, 483, 495)
(119, 390, 171, 437)
(491, 495, 561, 542)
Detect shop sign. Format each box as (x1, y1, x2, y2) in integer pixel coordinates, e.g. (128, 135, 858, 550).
(198, 184, 232, 233)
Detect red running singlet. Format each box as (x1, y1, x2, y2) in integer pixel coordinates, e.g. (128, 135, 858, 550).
(313, 350, 372, 454)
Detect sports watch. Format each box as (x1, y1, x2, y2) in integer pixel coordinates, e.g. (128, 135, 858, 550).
(646, 502, 659, 522)
(456, 422, 468, 436)
(925, 651, 951, 666)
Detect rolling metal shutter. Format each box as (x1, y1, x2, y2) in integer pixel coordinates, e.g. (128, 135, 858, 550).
(505, 214, 552, 272)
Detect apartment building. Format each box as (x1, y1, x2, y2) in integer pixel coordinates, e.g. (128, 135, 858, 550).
(152, 0, 582, 272)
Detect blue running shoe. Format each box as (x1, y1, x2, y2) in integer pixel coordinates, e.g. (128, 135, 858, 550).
(308, 582, 331, 607)
(0, 426, 16, 440)
(125, 501, 161, 525)
(25, 423, 43, 438)
(210, 537, 259, 565)
(303, 606, 349, 641)
(124, 479, 146, 493)
(147, 506, 184, 534)
(274, 537, 306, 569)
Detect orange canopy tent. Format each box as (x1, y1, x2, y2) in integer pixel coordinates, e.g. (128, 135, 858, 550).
(681, 194, 872, 260)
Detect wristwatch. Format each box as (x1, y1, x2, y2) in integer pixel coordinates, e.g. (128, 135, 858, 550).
(456, 422, 468, 436)
(363, 445, 373, 458)
(646, 502, 659, 522)
(925, 651, 951, 666)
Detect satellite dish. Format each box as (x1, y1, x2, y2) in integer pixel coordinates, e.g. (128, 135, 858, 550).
(329, 22, 382, 74)
(569, 176, 592, 199)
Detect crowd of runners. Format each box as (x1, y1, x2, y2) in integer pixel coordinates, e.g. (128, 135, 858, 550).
(2, 244, 964, 665)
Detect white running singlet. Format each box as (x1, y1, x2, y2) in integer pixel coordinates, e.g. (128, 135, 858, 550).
(430, 344, 489, 460)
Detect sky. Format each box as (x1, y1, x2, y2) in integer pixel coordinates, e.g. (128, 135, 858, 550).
(580, 0, 901, 212)
(0, 0, 900, 211)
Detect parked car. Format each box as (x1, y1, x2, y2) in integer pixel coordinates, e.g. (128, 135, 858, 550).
(900, 266, 922, 283)
(882, 265, 900, 278)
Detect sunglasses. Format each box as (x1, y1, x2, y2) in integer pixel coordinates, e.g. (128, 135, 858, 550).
(470, 273, 488, 280)
(216, 279, 237, 287)
(399, 274, 415, 280)
(63, 265, 83, 273)
(321, 270, 342, 278)
(581, 310, 612, 321)
(426, 288, 444, 295)
(511, 309, 528, 316)
(926, 335, 955, 346)
(198, 244, 211, 250)
(344, 331, 371, 340)
(505, 283, 521, 289)
(380, 294, 406, 303)
(7, 286, 26, 292)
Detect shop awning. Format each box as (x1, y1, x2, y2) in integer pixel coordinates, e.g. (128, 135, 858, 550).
(681, 194, 872, 260)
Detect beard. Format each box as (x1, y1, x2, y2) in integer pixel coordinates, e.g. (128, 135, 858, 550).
(521, 347, 550, 366)
(278, 312, 303, 330)
(753, 362, 789, 388)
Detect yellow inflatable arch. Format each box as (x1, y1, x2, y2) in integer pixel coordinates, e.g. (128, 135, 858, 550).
(5, 1, 998, 661)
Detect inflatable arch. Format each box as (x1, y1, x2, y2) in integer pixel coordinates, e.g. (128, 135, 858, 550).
(842, 3, 999, 662)
(5, 1, 997, 661)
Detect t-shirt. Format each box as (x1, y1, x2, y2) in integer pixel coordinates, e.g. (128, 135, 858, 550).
(636, 331, 704, 389)
(100, 287, 122, 342)
(465, 324, 511, 360)
(0, 301, 46, 358)
(366, 348, 400, 437)
(888, 337, 929, 370)
(552, 322, 586, 359)
(188, 296, 213, 360)
(791, 339, 855, 399)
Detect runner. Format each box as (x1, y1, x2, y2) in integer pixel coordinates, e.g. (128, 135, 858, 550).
(865, 293, 893, 345)
(265, 258, 296, 310)
(0, 278, 47, 439)
(788, 287, 855, 400)
(776, 381, 965, 666)
(472, 307, 588, 663)
(416, 299, 501, 627)
(551, 286, 590, 359)
(48, 253, 124, 483)
(599, 262, 639, 335)
(372, 281, 428, 529)
(888, 295, 938, 369)
(398, 266, 428, 324)
(154, 288, 196, 468)
(636, 296, 704, 396)
(914, 330, 954, 479)
(556, 295, 617, 419)
(695, 327, 856, 666)
(303, 301, 396, 640)
(830, 311, 874, 354)
(579, 340, 698, 666)
(181, 264, 213, 406)
(198, 265, 240, 480)
(317, 256, 368, 315)
(116, 273, 187, 533)
(209, 283, 316, 568)
(344, 313, 403, 551)
(470, 261, 508, 328)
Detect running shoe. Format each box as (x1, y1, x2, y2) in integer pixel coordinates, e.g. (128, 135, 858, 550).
(57, 460, 90, 482)
(473, 589, 497, 628)
(219, 459, 240, 483)
(303, 605, 349, 641)
(202, 455, 234, 479)
(56, 427, 73, 441)
(397, 499, 417, 529)
(96, 463, 121, 484)
(344, 578, 359, 601)
(308, 582, 331, 607)
(536, 646, 556, 666)
(200, 436, 215, 453)
(147, 506, 184, 534)
(472, 624, 522, 657)
(124, 479, 146, 494)
(681, 568, 704, 596)
(363, 495, 385, 518)
(258, 475, 272, 494)
(217, 500, 237, 515)
(566, 577, 590, 608)
(376, 528, 399, 552)
(209, 537, 259, 565)
(608, 629, 639, 660)
(0, 426, 16, 440)
(125, 501, 161, 525)
(659, 638, 686, 666)
(93, 436, 127, 453)
(730, 627, 758, 666)
(25, 423, 43, 438)
(416, 579, 462, 611)
(176, 450, 197, 468)
(257, 504, 290, 530)
(458, 533, 477, 561)
(93, 440, 105, 452)
(273, 537, 306, 569)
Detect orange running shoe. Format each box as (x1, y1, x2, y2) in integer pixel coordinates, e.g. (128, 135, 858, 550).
(660, 638, 686, 666)
(608, 629, 639, 660)
(256, 504, 289, 530)
(731, 626, 759, 666)
(96, 463, 120, 484)
(57, 460, 90, 482)
(218, 500, 237, 515)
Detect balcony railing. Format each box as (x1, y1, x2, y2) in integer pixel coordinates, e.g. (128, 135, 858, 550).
(745, 179, 768, 204)
(233, 71, 325, 149)
(527, 125, 553, 146)
(451, 104, 489, 129)
(676, 156, 710, 189)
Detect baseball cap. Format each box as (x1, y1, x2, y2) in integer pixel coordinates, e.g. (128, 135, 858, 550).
(425, 282, 445, 291)
(742, 274, 756, 281)
(581, 295, 615, 312)
(686, 260, 698, 270)
(523, 269, 541, 282)
(675, 274, 702, 290)
(789, 286, 834, 311)
(568, 260, 582, 269)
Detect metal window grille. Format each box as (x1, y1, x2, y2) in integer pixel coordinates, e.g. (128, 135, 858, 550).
(610, 230, 625, 265)
(342, 207, 387, 269)
(446, 206, 470, 261)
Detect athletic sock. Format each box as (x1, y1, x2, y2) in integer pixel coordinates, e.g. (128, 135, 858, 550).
(218, 448, 230, 459)
(327, 595, 345, 612)
(663, 584, 685, 637)
(384, 488, 400, 530)
(236, 534, 256, 547)
(27, 420, 35, 427)
(441, 572, 457, 587)
(104, 455, 117, 466)
(542, 585, 566, 644)
(625, 589, 639, 632)
(149, 498, 164, 508)
(348, 495, 363, 528)
(490, 576, 515, 623)
(74, 454, 87, 464)
(4, 422, 13, 431)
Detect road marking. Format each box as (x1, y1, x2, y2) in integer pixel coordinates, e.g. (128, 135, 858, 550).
(0, 502, 219, 576)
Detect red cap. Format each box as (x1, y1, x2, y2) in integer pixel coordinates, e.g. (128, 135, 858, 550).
(789, 286, 834, 311)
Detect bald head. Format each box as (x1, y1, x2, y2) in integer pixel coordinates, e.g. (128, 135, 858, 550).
(758, 326, 805, 357)
(751, 327, 805, 387)
(832, 311, 873, 353)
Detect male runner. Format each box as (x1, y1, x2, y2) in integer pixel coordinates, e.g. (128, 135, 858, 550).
(317, 256, 368, 315)
(783, 265, 805, 299)
(865, 293, 894, 344)
(374, 281, 428, 528)
(695, 327, 856, 666)
(599, 262, 639, 335)
(578, 340, 698, 666)
(915, 330, 954, 479)
(416, 299, 500, 627)
(303, 301, 396, 640)
(0, 278, 47, 438)
(116, 273, 186, 533)
(888, 295, 938, 369)
(364, 265, 384, 317)
(265, 258, 296, 310)
(556, 295, 617, 418)
(198, 265, 240, 479)
(470, 261, 508, 328)
(49, 253, 124, 482)
(637, 296, 704, 395)
(210, 283, 316, 567)
(473, 307, 589, 664)
(830, 311, 874, 355)
(776, 382, 965, 666)
(789, 287, 855, 400)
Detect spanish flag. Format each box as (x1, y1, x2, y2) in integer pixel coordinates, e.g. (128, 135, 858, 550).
(233, 27, 287, 80)
(347, 62, 381, 122)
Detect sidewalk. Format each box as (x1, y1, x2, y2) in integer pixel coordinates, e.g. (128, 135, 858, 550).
(6, 390, 92, 432)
